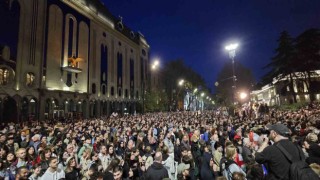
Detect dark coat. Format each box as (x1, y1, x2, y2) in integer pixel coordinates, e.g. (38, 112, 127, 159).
(200, 152, 215, 180)
(144, 162, 169, 180)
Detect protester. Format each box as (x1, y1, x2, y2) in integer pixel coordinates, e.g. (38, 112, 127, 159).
(1, 102, 320, 179)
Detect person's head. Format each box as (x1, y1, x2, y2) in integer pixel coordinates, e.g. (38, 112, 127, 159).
(214, 141, 223, 152)
(66, 156, 76, 169)
(226, 145, 237, 160)
(112, 166, 123, 180)
(41, 148, 52, 160)
(83, 148, 92, 158)
(119, 141, 125, 148)
(32, 134, 40, 142)
(181, 146, 188, 157)
(0, 134, 6, 142)
(31, 164, 41, 176)
(100, 145, 107, 154)
(48, 157, 59, 170)
(162, 145, 169, 155)
(66, 144, 74, 153)
(267, 124, 290, 142)
(108, 145, 114, 155)
(232, 172, 246, 180)
(85, 137, 91, 145)
(182, 135, 189, 143)
(15, 166, 29, 180)
(154, 151, 162, 163)
(7, 135, 14, 145)
(127, 139, 134, 149)
(92, 152, 99, 161)
(40, 136, 47, 144)
(0, 145, 8, 157)
(6, 152, 15, 162)
(16, 148, 26, 160)
(26, 146, 35, 156)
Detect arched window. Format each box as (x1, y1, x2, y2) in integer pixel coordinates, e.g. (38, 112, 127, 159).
(92, 83, 96, 94)
(26, 72, 35, 87)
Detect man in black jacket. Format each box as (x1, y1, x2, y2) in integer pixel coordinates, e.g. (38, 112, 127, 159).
(255, 124, 302, 180)
(145, 151, 169, 180)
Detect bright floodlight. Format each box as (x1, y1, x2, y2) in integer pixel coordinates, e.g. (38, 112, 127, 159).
(194, 88, 198, 93)
(201, 93, 205, 97)
(179, 79, 184, 86)
(225, 43, 239, 51)
(151, 59, 160, 70)
(240, 92, 247, 100)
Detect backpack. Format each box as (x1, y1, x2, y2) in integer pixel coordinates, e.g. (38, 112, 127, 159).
(276, 143, 319, 180)
(219, 157, 237, 179)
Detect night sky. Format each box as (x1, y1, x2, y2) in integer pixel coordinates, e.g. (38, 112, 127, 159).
(103, 0, 320, 89)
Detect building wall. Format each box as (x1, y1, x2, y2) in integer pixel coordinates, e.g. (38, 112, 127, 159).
(0, 0, 149, 122)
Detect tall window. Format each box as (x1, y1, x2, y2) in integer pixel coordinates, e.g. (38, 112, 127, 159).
(102, 84, 106, 95)
(26, 72, 35, 87)
(68, 17, 74, 57)
(101, 44, 108, 83)
(117, 53, 123, 89)
(111, 86, 114, 96)
(92, 83, 96, 94)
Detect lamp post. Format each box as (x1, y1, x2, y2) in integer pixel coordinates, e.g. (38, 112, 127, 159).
(142, 59, 160, 114)
(225, 43, 239, 104)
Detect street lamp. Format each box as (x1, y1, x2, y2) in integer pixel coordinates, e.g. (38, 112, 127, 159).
(143, 59, 161, 114)
(225, 43, 239, 104)
(151, 59, 160, 70)
(178, 79, 185, 86)
(239, 92, 247, 100)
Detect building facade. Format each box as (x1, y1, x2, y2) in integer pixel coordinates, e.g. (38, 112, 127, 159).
(0, 0, 150, 122)
(251, 72, 320, 106)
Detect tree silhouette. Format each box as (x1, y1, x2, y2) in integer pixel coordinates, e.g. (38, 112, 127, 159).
(263, 31, 297, 103)
(295, 28, 320, 101)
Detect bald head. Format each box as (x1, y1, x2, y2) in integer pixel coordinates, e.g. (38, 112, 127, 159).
(154, 151, 162, 162)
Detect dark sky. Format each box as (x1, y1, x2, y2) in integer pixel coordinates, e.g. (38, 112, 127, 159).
(102, 0, 320, 89)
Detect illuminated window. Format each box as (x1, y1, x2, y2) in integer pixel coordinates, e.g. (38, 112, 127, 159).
(0, 68, 10, 85)
(26, 72, 35, 87)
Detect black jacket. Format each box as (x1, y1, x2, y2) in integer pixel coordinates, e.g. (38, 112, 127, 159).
(255, 139, 302, 180)
(306, 143, 320, 165)
(144, 162, 168, 180)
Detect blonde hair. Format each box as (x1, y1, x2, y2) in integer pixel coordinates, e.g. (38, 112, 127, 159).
(225, 145, 237, 160)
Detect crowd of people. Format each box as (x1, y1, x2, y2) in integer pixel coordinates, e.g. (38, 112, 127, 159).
(0, 102, 320, 180)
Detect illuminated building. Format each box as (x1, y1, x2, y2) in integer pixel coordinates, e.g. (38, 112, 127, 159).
(0, 0, 150, 122)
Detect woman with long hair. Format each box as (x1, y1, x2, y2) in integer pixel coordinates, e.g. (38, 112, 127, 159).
(26, 146, 37, 166)
(38, 148, 52, 175)
(65, 156, 80, 180)
(5, 152, 16, 180)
